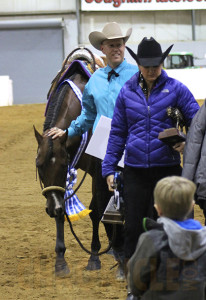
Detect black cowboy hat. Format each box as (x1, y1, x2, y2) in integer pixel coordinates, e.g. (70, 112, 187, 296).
(126, 37, 173, 67)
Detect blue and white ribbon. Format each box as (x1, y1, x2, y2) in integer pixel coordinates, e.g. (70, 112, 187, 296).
(63, 79, 91, 221)
(63, 79, 83, 103)
(64, 168, 91, 221)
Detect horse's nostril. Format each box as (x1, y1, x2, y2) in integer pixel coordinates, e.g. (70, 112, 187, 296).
(45, 207, 55, 218)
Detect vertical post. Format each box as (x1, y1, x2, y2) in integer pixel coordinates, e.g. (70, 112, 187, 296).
(61, 19, 65, 60)
(191, 10, 196, 41)
(76, 0, 82, 45)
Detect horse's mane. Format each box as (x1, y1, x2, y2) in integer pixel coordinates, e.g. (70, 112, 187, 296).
(43, 85, 65, 131)
(43, 66, 88, 132)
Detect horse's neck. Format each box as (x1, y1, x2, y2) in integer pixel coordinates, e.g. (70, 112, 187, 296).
(54, 94, 81, 130)
(54, 73, 88, 130)
(72, 73, 88, 94)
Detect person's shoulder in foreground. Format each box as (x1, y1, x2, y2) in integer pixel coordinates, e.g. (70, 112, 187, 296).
(182, 100, 206, 206)
(127, 176, 206, 300)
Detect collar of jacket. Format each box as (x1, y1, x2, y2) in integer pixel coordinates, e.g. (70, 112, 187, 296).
(105, 58, 127, 75)
(130, 69, 168, 93)
(143, 217, 164, 232)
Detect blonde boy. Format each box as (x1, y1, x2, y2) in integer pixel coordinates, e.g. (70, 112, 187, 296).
(154, 176, 195, 220)
(127, 176, 206, 300)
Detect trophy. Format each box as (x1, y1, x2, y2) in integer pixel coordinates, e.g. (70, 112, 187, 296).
(158, 107, 186, 147)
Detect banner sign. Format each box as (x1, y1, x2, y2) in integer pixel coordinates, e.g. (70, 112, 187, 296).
(81, 0, 206, 11)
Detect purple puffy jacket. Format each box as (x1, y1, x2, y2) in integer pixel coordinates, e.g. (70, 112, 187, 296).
(102, 70, 199, 177)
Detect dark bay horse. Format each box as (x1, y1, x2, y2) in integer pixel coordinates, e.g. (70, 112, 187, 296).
(34, 47, 106, 276)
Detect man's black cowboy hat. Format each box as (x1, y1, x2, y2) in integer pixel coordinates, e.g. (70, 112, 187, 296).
(126, 37, 173, 67)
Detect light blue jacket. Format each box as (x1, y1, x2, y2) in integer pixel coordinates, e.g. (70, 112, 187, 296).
(68, 59, 138, 136)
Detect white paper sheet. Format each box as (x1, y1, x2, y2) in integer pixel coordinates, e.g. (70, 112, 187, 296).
(85, 116, 124, 168)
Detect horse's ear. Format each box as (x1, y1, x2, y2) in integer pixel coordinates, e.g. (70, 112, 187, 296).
(33, 125, 43, 146)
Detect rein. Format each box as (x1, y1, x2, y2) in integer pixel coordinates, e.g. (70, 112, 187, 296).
(37, 167, 114, 257)
(64, 171, 87, 201)
(65, 213, 115, 256)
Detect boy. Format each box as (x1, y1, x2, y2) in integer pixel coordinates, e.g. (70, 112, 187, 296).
(127, 176, 206, 300)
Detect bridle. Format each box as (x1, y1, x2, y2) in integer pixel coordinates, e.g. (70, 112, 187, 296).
(35, 155, 66, 196)
(36, 163, 87, 201)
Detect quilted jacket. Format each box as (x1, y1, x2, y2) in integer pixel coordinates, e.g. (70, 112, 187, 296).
(102, 70, 199, 177)
(182, 100, 206, 202)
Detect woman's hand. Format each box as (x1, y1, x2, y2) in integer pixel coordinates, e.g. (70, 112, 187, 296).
(172, 141, 185, 154)
(106, 174, 115, 192)
(47, 127, 66, 139)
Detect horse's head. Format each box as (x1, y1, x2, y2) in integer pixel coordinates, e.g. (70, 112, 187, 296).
(34, 126, 69, 219)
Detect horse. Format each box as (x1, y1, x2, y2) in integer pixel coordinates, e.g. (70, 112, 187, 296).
(34, 47, 107, 277)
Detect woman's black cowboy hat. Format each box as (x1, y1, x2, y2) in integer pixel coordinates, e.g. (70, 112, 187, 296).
(127, 37, 173, 67)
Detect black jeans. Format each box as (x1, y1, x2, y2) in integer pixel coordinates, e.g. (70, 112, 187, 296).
(123, 165, 182, 259)
(94, 158, 124, 253)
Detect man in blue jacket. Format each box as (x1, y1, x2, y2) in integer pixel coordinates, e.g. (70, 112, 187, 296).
(48, 22, 139, 280)
(102, 37, 199, 295)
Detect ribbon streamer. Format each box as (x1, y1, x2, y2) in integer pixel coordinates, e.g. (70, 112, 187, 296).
(64, 168, 91, 222)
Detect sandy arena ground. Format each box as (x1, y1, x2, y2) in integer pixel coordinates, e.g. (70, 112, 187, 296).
(0, 103, 204, 300)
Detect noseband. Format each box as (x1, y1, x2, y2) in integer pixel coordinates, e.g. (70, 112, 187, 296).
(42, 186, 65, 196)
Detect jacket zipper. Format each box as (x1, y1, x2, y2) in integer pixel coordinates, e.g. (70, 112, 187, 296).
(147, 105, 150, 167)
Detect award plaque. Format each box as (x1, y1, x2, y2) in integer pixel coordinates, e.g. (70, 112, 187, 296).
(158, 107, 186, 147)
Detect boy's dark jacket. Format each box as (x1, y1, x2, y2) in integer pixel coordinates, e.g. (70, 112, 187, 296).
(127, 217, 206, 300)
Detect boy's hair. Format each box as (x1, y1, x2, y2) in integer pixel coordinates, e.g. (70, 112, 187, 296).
(154, 176, 196, 220)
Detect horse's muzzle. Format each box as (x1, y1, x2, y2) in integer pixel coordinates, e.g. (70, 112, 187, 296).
(46, 206, 64, 218)
(45, 192, 65, 218)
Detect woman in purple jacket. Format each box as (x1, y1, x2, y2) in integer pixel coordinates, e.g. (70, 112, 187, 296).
(102, 37, 199, 289)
